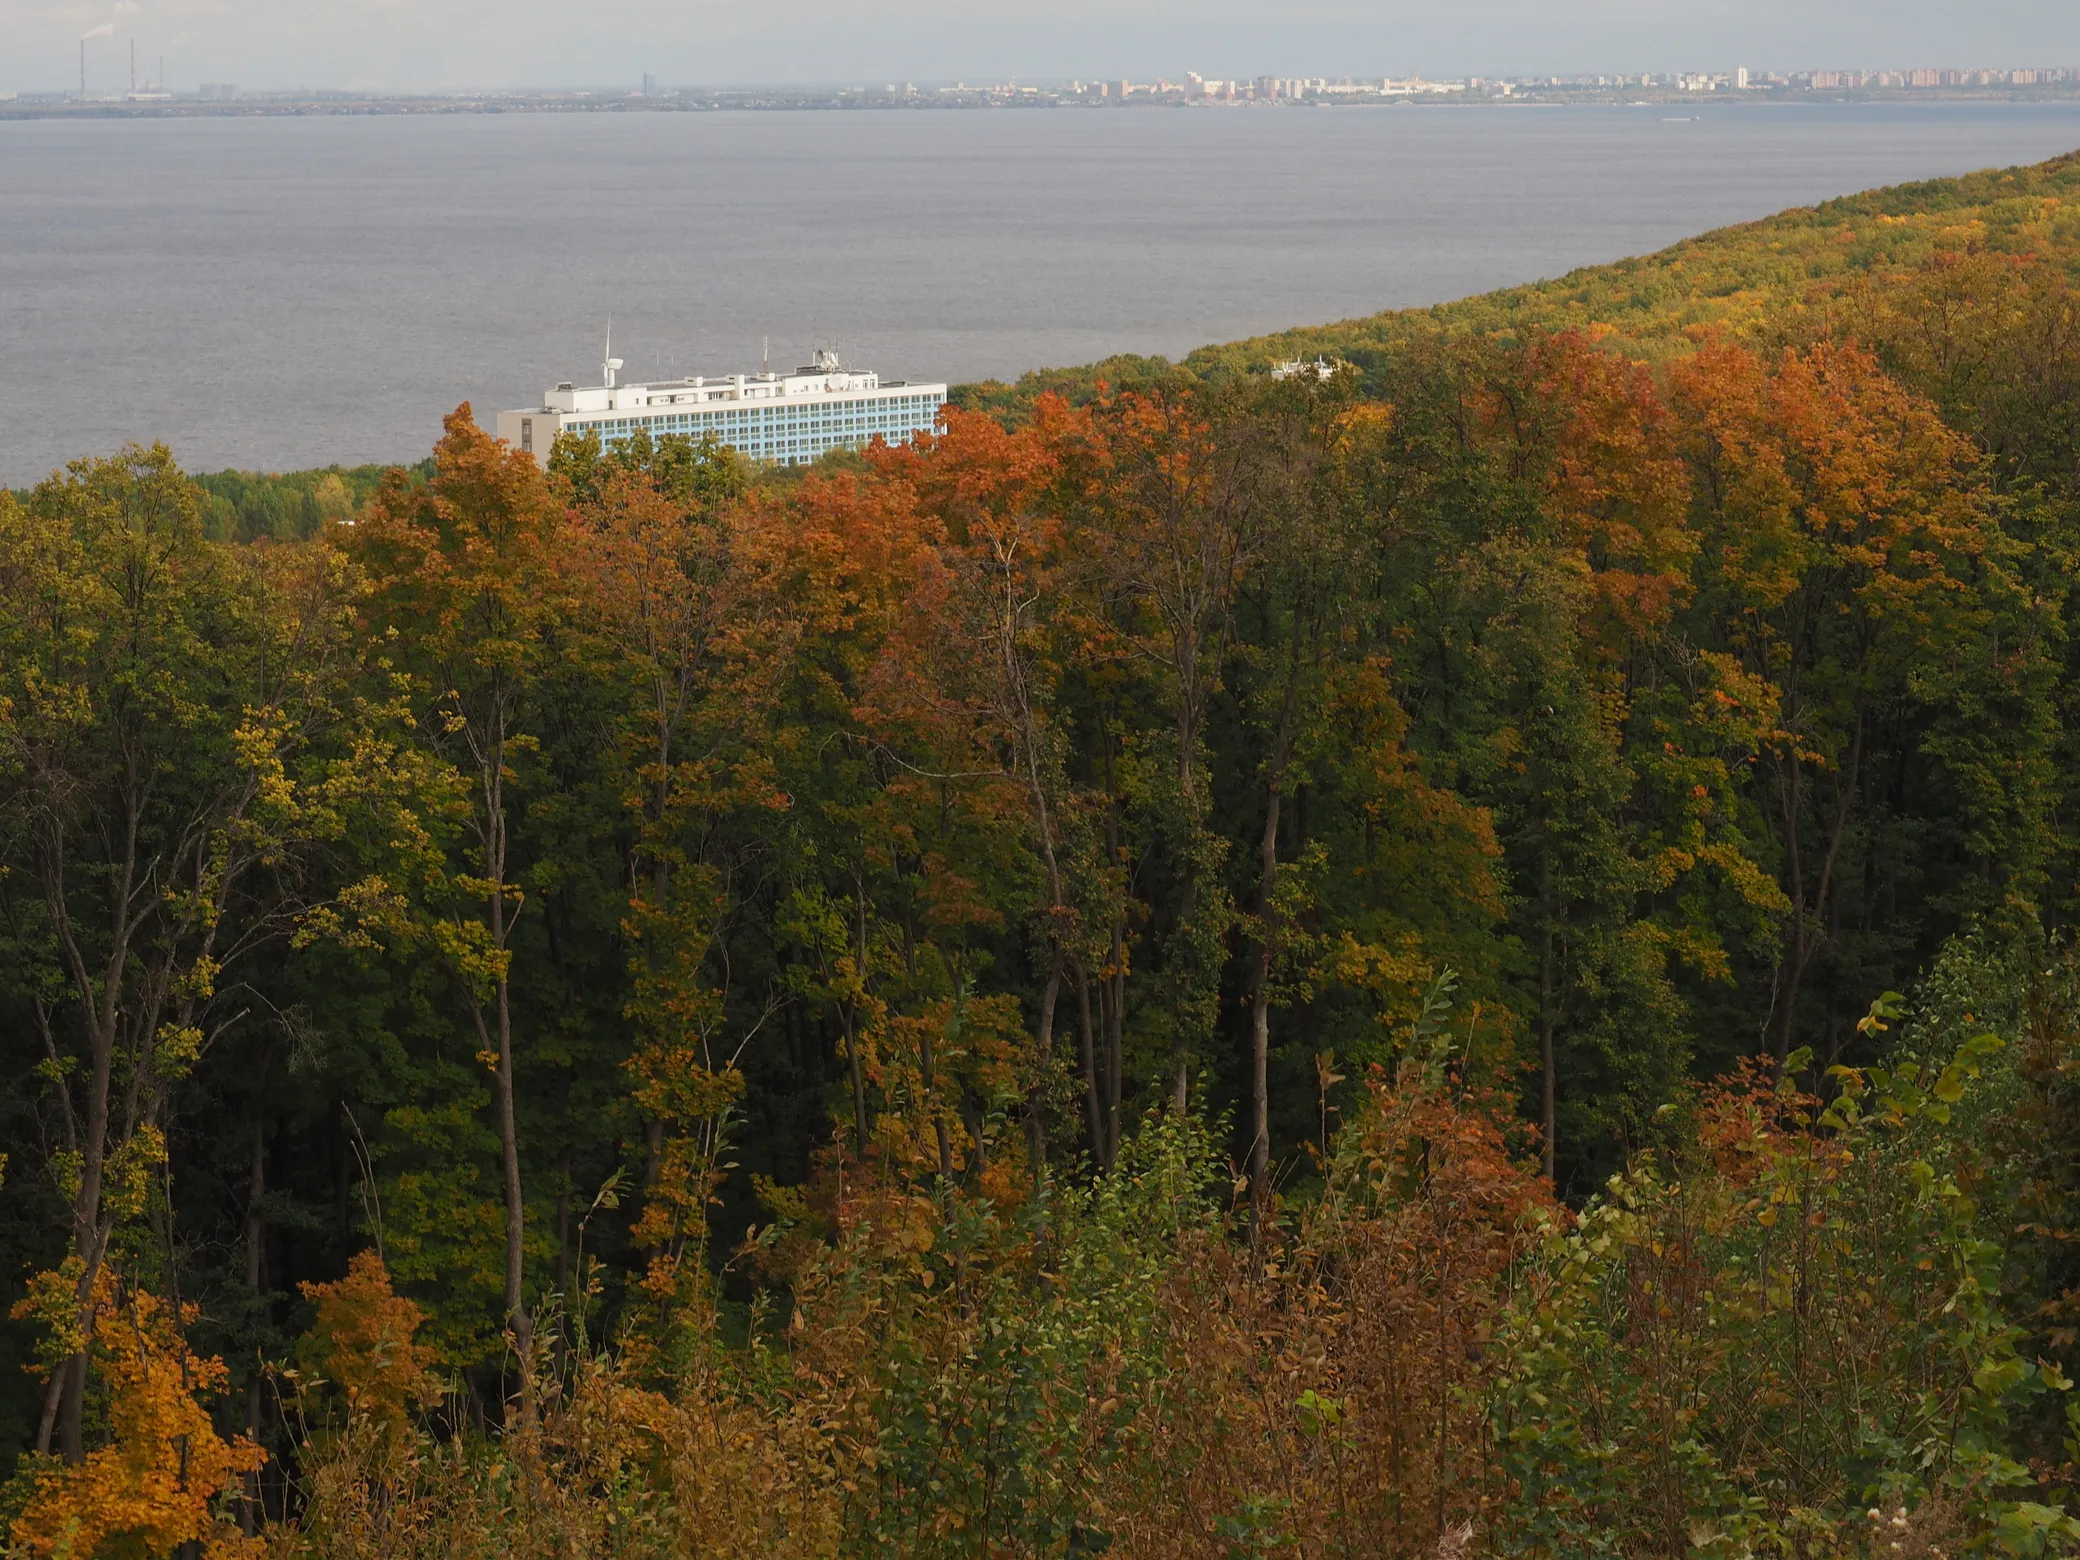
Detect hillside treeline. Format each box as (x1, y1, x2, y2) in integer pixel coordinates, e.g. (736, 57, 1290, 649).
(9, 161, 2080, 1556)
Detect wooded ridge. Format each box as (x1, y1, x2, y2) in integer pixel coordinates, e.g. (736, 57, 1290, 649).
(6, 149, 2080, 1558)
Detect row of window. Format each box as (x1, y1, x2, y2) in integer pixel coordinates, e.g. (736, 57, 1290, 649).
(575, 399, 940, 435)
(570, 394, 945, 464)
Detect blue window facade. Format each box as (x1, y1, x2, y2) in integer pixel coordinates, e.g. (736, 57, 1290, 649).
(569, 389, 945, 467)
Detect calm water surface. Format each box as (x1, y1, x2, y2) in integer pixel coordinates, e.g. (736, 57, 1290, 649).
(4, 102, 2080, 483)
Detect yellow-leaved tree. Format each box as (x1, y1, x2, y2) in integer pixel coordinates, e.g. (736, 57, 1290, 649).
(296, 1250, 443, 1443)
(10, 1271, 263, 1560)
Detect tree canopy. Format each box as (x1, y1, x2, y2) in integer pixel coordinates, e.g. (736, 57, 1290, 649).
(8, 149, 2080, 1559)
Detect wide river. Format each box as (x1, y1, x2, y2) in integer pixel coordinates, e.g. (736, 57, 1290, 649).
(4, 101, 2080, 484)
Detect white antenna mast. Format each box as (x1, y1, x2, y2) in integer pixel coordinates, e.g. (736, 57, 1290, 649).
(602, 315, 623, 390)
(762, 335, 769, 374)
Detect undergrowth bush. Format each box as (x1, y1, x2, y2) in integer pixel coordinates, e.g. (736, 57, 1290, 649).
(19, 939, 2079, 1560)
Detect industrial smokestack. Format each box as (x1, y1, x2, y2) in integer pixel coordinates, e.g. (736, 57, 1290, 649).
(79, 21, 112, 95)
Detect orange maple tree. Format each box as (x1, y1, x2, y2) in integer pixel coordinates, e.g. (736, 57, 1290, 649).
(297, 1250, 442, 1438)
(11, 1274, 264, 1560)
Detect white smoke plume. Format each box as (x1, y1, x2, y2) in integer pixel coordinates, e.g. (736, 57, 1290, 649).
(80, 22, 115, 38)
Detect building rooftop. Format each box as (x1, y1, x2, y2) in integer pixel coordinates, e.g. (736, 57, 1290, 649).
(535, 347, 936, 415)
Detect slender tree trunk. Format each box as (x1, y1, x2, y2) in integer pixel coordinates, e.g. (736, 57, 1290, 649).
(493, 971, 528, 1354)
(847, 884, 871, 1155)
(243, 1100, 266, 1534)
(919, 1024, 954, 1183)
(1169, 663, 1202, 1116)
(1247, 622, 1302, 1229)
(1100, 733, 1127, 1171)
(1170, 889, 1195, 1114)
(1539, 849, 1557, 1186)
(1076, 965, 1103, 1163)
(638, 842, 671, 1189)
(1773, 755, 1808, 1066)
(1002, 608, 1068, 1188)
(1247, 793, 1280, 1229)
(554, 1147, 572, 1303)
(483, 758, 530, 1365)
(842, 1001, 868, 1156)
(332, 1097, 353, 1259)
(42, 1355, 84, 1464)
(961, 1092, 989, 1177)
(47, 963, 122, 1461)
(552, 1144, 572, 1383)
(1104, 943, 1126, 1170)
(1029, 961, 1059, 1182)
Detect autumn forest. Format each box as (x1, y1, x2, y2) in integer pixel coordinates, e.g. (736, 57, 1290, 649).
(9, 151, 2080, 1559)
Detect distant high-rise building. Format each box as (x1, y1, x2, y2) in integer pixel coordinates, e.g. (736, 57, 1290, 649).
(640, 72, 656, 96)
(1735, 66, 1750, 89)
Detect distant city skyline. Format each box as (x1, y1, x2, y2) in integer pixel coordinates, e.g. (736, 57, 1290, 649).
(16, 66, 2080, 110)
(6, 0, 2079, 96)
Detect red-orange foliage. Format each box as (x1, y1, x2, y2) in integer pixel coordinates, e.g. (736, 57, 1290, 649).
(1107, 1071, 1559, 1558)
(1521, 331, 1697, 641)
(297, 1250, 442, 1436)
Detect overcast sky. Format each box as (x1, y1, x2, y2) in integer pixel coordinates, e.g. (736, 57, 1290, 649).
(8, 0, 2079, 95)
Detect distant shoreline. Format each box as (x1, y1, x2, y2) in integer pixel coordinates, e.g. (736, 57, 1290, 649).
(8, 89, 2080, 123)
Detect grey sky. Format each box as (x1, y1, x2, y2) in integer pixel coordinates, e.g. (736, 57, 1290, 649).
(7, 0, 2078, 95)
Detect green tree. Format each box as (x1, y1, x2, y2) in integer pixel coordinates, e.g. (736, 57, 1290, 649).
(0, 447, 364, 1458)
(348, 407, 573, 1364)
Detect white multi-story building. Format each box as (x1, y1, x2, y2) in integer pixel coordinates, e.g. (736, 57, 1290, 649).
(496, 348, 948, 468)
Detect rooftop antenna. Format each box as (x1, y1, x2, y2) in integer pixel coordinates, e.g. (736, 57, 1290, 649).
(762, 335, 769, 374)
(602, 315, 623, 390)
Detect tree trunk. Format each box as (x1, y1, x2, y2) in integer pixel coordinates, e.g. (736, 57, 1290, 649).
(919, 1022, 954, 1183)
(847, 885, 871, 1155)
(1104, 942, 1126, 1171)
(554, 1146, 572, 1303)
(1772, 751, 1809, 1067)
(1539, 849, 1557, 1186)
(494, 959, 529, 1357)
(1247, 790, 1279, 1229)
(243, 1102, 266, 1534)
(1170, 877, 1195, 1114)
(842, 1001, 869, 1157)
(483, 756, 530, 1366)
(1100, 735, 1127, 1171)
(1029, 961, 1060, 1183)
(43, 927, 125, 1461)
(1247, 622, 1302, 1229)
(1076, 965, 1103, 1164)
(1170, 684, 1201, 1117)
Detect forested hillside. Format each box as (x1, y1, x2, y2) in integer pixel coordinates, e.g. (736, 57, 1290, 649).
(962, 146, 2080, 409)
(6, 150, 2080, 1558)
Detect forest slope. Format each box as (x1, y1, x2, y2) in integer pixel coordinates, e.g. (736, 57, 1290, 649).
(960, 145, 2080, 412)
(7, 150, 2080, 1560)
